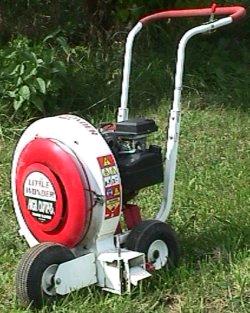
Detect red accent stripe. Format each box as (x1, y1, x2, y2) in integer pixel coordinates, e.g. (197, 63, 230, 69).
(140, 6, 246, 25)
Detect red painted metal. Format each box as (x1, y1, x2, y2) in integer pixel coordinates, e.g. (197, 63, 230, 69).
(123, 204, 142, 230)
(140, 6, 246, 25)
(16, 138, 91, 247)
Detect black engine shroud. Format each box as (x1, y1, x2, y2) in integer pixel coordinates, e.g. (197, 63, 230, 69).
(101, 118, 163, 199)
(117, 145, 163, 191)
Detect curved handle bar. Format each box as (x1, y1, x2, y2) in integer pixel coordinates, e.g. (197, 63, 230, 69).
(118, 5, 246, 222)
(118, 4, 246, 122)
(140, 6, 246, 25)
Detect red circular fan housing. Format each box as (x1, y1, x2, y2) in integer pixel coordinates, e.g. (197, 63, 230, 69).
(16, 138, 92, 248)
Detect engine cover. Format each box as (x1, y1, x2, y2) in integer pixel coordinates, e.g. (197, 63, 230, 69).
(117, 145, 163, 193)
(12, 115, 122, 248)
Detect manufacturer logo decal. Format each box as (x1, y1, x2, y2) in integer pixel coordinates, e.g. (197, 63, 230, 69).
(24, 172, 56, 223)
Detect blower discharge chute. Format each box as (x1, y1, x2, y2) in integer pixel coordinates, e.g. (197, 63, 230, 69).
(11, 5, 246, 307)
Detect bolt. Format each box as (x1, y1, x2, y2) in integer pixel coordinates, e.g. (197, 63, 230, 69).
(55, 278, 61, 285)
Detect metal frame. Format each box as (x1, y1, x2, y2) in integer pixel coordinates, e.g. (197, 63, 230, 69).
(117, 16, 233, 222)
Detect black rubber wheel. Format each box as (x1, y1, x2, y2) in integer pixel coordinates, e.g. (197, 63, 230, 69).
(16, 242, 75, 308)
(125, 220, 180, 269)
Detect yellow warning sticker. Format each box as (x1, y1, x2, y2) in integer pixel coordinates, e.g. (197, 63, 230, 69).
(103, 156, 111, 167)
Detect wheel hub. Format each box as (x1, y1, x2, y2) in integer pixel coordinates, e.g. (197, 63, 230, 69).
(41, 264, 58, 296)
(147, 239, 169, 270)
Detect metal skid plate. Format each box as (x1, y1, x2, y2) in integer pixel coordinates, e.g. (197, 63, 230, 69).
(54, 253, 97, 295)
(98, 249, 151, 294)
(52, 249, 151, 296)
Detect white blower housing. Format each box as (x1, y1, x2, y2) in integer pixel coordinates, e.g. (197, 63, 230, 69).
(12, 115, 122, 248)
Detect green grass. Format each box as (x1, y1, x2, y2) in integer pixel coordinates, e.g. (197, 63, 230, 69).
(0, 99, 249, 312)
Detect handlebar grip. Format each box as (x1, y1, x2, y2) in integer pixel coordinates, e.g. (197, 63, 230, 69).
(140, 6, 246, 25)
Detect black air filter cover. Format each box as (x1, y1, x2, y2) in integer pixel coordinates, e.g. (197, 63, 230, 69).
(116, 118, 158, 135)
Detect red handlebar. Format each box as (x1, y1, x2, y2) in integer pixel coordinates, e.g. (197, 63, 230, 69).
(140, 6, 246, 25)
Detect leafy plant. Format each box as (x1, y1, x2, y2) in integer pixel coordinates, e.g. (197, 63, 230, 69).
(0, 36, 68, 116)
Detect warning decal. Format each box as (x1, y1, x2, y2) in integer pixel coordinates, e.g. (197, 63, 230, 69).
(97, 155, 115, 168)
(106, 197, 120, 219)
(97, 155, 121, 220)
(105, 184, 121, 199)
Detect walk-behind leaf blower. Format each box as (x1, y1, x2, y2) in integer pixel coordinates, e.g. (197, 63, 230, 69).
(11, 4, 246, 308)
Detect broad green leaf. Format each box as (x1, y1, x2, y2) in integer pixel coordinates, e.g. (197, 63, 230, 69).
(5, 51, 17, 59)
(30, 85, 37, 94)
(31, 95, 45, 113)
(30, 52, 38, 62)
(13, 96, 25, 111)
(17, 76, 23, 86)
(36, 77, 46, 94)
(19, 85, 30, 100)
(10, 65, 20, 76)
(36, 58, 44, 65)
(6, 90, 16, 98)
(19, 63, 25, 75)
(56, 36, 70, 55)
(47, 80, 51, 88)
(23, 68, 37, 81)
